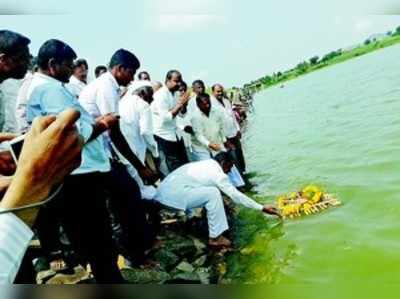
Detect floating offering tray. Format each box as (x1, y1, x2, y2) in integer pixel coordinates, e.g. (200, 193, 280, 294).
(276, 185, 341, 219)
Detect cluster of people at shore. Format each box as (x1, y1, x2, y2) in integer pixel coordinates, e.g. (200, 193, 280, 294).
(0, 30, 280, 284)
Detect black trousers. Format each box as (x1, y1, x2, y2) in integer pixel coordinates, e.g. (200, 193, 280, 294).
(35, 172, 124, 283)
(155, 135, 188, 175)
(106, 161, 157, 265)
(228, 136, 246, 173)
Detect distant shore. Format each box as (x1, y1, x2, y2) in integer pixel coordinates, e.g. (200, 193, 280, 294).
(243, 34, 400, 93)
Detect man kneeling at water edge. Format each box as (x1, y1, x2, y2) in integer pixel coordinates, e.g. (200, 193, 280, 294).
(155, 152, 281, 248)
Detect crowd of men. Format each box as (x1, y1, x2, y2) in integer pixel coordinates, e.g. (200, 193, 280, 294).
(0, 30, 280, 284)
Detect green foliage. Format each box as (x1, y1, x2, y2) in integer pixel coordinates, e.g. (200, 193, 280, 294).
(396, 26, 400, 35)
(364, 39, 371, 45)
(309, 56, 319, 65)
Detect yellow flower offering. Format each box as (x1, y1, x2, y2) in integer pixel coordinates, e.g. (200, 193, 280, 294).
(276, 185, 341, 219)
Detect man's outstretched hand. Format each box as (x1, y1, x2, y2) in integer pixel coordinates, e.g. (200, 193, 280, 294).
(262, 206, 282, 219)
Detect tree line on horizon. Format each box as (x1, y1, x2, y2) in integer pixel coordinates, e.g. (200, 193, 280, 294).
(243, 25, 400, 91)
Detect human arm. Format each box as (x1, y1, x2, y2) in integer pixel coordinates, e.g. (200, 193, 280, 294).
(0, 109, 84, 226)
(109, 122, 158, 184)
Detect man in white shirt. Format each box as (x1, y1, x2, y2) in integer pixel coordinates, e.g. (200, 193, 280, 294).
(0, 78, 21, 133)
(191, 93, 245, 187)
(176, 81, 195, 161)
(79, 49, 159, 266)
(186, 79, 206, 117)
(212, 84, 246, 174)
(66, 58, 88, 98)
(119, 81, 158, 200)
(155, 152, 281, 248)
(191, 93, 227, 161)
(151, 70, 190, 176)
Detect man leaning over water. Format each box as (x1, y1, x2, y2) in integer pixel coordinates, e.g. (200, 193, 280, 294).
(155, 152, 281, 248)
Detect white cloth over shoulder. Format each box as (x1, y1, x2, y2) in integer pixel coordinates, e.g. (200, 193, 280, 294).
(0, 212, 33, 284)
(155, 159, 263, 211)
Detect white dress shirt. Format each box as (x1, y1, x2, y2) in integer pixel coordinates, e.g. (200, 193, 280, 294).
(79, 72, 120, 155)
(0, 212, 33, 284)
(211, 96, 240, 138)
(0, 79, 22, 133)
(119, 94, 158, 163)
(66, 75, 86, 99)
(151, 86, 179, 142)
(191, 106, 227, 157)
(79, 72, 120, 119)
(155, 159, 263, 211)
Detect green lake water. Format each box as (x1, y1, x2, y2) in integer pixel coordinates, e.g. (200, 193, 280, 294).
(227, 45, 400, 284)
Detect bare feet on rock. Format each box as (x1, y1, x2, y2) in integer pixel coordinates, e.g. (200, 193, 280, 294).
(208, 235, 232, 249)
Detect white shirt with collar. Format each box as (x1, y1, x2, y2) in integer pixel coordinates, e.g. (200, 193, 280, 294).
(211, 96, 240, 139)
(79, 72, 120, 119)
(151, 85, 179, 142)
(79, 72, 121, 155)
(155, 159, 263, 211)
(0, 211, 33, 284)
(191, 105, 227, 156)
(66, 75, 86, 99)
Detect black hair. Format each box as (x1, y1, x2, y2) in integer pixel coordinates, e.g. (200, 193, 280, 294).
(192, 79, 205, 87)
(138, 71, 150, 80)
(109, 49, 140, 70)
(211, 83, 223, 92)
(214, 151, 234, 166)
(73, 58, 88, 70)
(165, 70, 181, 82)
(37, 39, 77, 70)
(196, 92, 210, 105)
(134, 85, 153, 98)
(0, 30, 30, 56)
(95, 65, 107, 77)
(179, 81, 188, 91)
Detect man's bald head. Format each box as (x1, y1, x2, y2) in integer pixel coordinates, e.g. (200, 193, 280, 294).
(212, 84, 225, 101)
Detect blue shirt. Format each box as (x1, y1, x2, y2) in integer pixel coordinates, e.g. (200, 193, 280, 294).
(27, 75, 110, 175)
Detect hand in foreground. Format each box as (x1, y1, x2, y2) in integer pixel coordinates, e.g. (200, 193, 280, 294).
(0, 108, 84, 226)
(262, 206, 282, 219)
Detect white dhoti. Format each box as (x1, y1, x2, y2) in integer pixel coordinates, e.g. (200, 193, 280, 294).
(157, 185, 229, 238)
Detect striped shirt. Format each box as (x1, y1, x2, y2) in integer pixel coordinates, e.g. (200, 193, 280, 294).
(0, 211, 33, 284)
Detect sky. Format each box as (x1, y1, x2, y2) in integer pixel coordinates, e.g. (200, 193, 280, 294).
(1, 0, 400, 87)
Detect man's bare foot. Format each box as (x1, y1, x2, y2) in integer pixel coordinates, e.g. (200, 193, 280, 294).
(208, 236, 232, 249)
